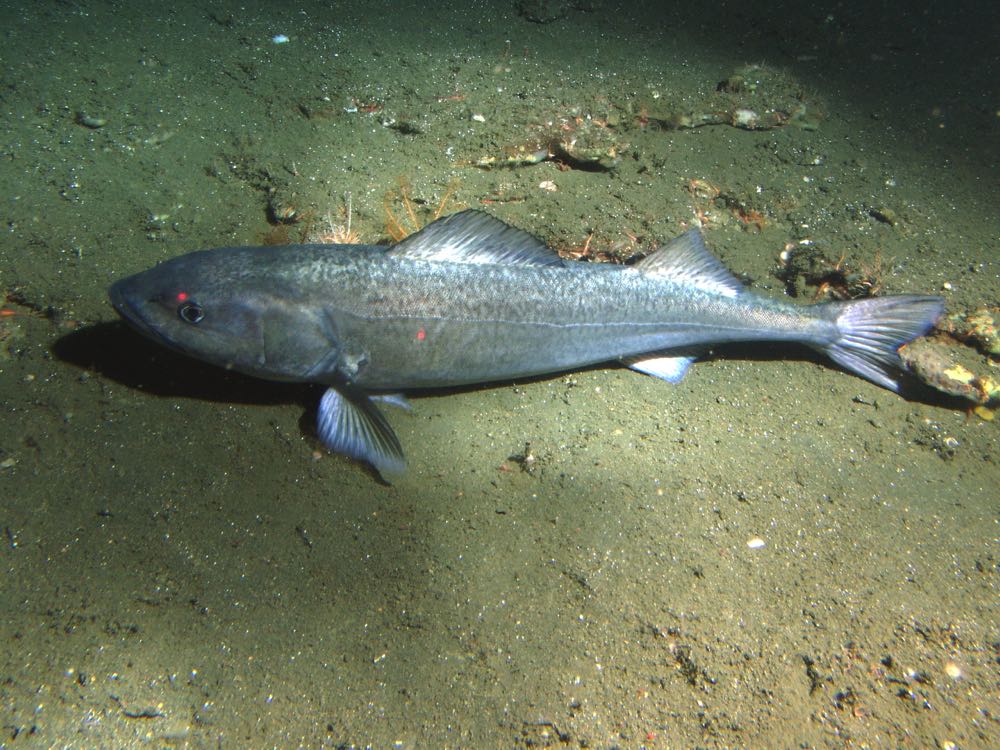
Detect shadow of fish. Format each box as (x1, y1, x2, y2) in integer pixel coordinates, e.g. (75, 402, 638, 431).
(109, 210, 943, 479)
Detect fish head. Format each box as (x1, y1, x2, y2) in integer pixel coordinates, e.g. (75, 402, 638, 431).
(109, 247, 340, 383)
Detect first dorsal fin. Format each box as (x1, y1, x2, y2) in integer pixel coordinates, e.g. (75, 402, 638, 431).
(635, 229, 743, 297)
(389, 209, 564, 267)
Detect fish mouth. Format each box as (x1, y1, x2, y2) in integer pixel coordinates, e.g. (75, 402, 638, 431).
(108, 278, 146, 330)
(108, 278, 169, 347)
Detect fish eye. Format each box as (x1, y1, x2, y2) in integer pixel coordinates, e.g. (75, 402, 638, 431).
(177, 300, 204, 324)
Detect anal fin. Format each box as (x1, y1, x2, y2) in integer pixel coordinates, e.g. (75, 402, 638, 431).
(624, 349, 705, 383)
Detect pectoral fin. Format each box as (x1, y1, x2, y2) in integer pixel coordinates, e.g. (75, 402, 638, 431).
(317, 386, 406, 479)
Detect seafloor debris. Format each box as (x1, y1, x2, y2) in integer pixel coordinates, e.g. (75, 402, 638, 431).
(463, 64, 816, 173)
(899, 307, 1000, 416)
(383, 177, 459, 241)
(775, 244, 885, 300)
(937, 307, 1000, 356)
(684, 178, 769, 232)
(464, 111, 626, 172)
(642, 64, 823, 132)
(516, 0, 582, 24)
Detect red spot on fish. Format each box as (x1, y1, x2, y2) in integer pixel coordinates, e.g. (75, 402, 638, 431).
(176, 291, 189, 302)
(415, 327, 426, 342)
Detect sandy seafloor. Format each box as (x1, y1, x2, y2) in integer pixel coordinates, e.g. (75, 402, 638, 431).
(0, 0, 997, 747)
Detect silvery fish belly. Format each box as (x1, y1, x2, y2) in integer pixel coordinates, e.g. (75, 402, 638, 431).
(109, 210, 944, 480)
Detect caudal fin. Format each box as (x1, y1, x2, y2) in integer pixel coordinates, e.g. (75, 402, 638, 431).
(823, 295, 944, 392)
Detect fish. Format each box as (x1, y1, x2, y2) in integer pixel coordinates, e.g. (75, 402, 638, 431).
(108, 209, 944, 478)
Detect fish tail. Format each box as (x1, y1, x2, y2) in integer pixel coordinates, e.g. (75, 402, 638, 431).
(821, 294, 944, 392)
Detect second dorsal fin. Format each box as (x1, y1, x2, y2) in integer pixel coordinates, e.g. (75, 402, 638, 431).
(635, 229, 743, 297)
